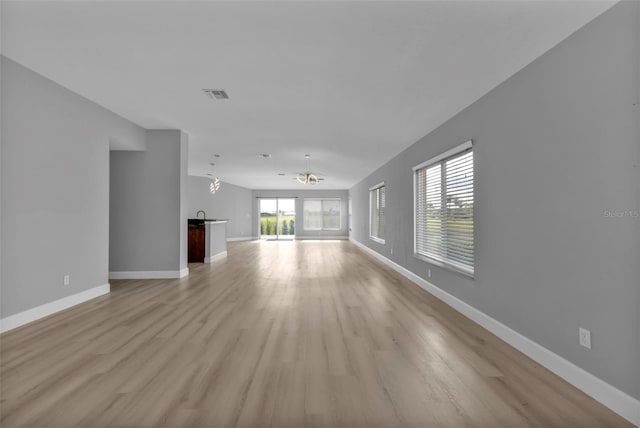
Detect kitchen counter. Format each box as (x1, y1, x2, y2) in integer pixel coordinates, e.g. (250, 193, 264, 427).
(187, 219, 228, 263)
(188, 218, 228, 227)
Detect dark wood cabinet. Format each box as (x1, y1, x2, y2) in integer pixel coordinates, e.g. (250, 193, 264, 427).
(188, 226, 205, 263)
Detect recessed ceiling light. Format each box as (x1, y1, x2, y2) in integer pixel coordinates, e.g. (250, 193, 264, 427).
(278, 173, 285, 176)
(209, 162, 215, 166)
(259, 154, 271, 159)
(213, 154, 221, 158)
(304, 154, 311, 159)
(207, 173, 213, 176)
(203, 89, 229, 100)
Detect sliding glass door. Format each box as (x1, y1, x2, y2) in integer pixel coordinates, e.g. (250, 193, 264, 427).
(259, 198, 296, 240)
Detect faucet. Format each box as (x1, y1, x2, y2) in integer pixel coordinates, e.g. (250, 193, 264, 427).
(196, 210, 206, 220)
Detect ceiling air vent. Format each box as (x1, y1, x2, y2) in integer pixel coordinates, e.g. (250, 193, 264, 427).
(203, 89, 229, 100)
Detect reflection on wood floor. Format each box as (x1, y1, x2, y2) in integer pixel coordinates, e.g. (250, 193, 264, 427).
(0, 240, 632, 427)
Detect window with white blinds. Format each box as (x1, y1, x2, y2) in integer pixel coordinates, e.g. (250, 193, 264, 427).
(369, 183, 385, 244)
(414, 141, 474, 276)
(303, 199, 341, 231)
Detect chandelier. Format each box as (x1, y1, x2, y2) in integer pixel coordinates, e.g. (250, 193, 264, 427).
(296, 154, 321, 185)
(296, 173, 318, 185)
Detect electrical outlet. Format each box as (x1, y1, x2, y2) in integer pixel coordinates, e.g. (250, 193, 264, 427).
(579, 328, 591, 349)
(428, 269, 432, 278)
(63, 275, 70, 286)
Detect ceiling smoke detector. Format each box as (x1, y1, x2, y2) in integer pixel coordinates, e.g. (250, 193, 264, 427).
(203, 89, 229, 100)
(258, 153, 271, 159)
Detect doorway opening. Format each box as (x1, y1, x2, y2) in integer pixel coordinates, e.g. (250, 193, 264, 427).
(259, 198, 296, 240)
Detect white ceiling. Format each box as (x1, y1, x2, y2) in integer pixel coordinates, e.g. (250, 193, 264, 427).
(1, 1, 615, 189)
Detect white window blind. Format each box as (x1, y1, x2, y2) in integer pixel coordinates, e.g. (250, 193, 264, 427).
(414, 142, 474, 275)
(303, 200, 323, 230)
(322, 200, 341, 230)
(369, 184, 385, 243)
(303, 199, 341, 231)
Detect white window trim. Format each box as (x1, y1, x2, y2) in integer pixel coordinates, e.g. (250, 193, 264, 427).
(369, 182, 386, 244)
(412, 140, 472, 172)
(303, 198, 342, 231)
(413, 140, 474, 278)
(414, 252, 474, 278)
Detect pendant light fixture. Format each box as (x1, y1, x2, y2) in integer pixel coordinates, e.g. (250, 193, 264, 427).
(210, 177, 221, 194)
(296, 154, 319, 185)
(209, 158, 222, 194)
(296, 172, 318, 185)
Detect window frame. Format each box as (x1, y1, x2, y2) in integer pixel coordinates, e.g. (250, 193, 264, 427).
(303, 198, 342, 231)
(369, 182, 386, 244)
(413, 140, 474, 277)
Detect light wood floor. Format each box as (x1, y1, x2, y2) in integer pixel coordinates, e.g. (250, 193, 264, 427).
(0, 240, 632, 428)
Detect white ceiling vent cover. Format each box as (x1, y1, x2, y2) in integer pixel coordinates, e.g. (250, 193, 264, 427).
(203, 89, 229, 100)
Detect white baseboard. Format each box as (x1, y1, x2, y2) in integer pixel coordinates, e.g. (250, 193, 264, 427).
(227, 236, 256, 242)
(109, 268, 189, 279)
(204, 251, 227, 263)
(0, 283, 111, 334)
(349, 238, 640, 427)
(296, 236, 349, 240)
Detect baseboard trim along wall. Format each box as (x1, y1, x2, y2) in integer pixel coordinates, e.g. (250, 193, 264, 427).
(227, 236, 257, 242)
(0, 283, 111, 334)
(296, 236, 349, 240)
(109, 268, 189, 279)
(204, 251, 227, 263)
(349, 238, 640, 426)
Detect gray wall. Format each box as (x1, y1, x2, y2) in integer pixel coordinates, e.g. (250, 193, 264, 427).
(0, 0, 3, 314)
(110, 130, 188, 273)
(187, 176, 253, 239)
(350, 2, 639, 400)
(1, 56, 146, 318)
(179, 132, 188, 270)
(252, 189, 349, 239)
